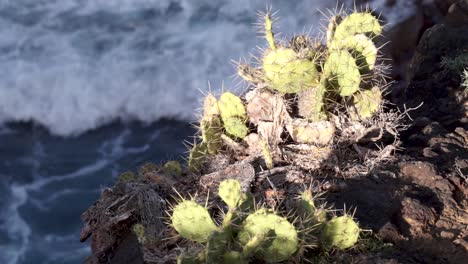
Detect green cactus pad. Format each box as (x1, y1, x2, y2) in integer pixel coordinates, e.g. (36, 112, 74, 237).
(299, 190, 327, 224)
(238, 210, 298, 263)
(218, 179, 243, 209)
(352, 87, 382, 119)
(242, 230, 275, 258)
(201, 117, 223, 154)
(299, 189, 317, 215)
(320, 215, 360, 250)
(263, 47, 320, 93)
(323, 49, 361, 96)
(218, 92, 247, 119)
(188, 142, 207, 173)
(264, 12, 276, 50)
(333, 12, 382, 42)
(163, 160, 182, 177)
(223, 117, 249, 139)
(206, 230, 229, 263)
(171, 200, 217, 243)
(330, 34, 378, 71)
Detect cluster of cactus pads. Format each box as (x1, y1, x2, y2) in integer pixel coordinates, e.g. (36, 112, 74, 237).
(189, 9, 387, 172)
(170, 179, 360, 263)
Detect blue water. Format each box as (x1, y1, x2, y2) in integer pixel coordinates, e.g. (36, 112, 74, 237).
(0, 0, 415, 263)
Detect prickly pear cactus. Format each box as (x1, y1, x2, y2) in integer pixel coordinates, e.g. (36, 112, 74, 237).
(218, 179, 243, 209)
(218, 92, 247, 120)
(332, 12, 382, 42)
(320, 215, 360, 250)
(352, 87, 382, 119)
(297, 79, 327, 121)
(171, 200, 218, 243)
(299, 190, 327, 225)
(330, 34, 378, 71)
(206, 230, 229, 263)
(323, 49, 361, 96)
(223, 117, 249, 139)
(201, 117, 223, 154)
(188, 142, 207, 173)
(261, 13, 320, 93)
(238, 209, 298, 263)
(218, 92, 249, 139)
(201, 94, 223, 154)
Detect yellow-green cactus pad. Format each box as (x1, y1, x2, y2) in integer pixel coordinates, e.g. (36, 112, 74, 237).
(218, 179, 243, 209)
(333, 12, 382, 42)
(218, 92, 247, 119)
(320, 215, 360, 250)
(163, 160, 182, 177)
(223, 117, 248, 139)
(264, 12, 276, 50)
(263, 47, 320, 93)
(171, 200, 217, 243)
(238, 210, 298, 263)
(352, 87, 382, 119)
(330, 34, 378, 71)
(324, 49, 361, 96)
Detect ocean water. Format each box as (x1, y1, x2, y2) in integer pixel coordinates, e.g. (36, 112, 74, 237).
(0, 0, 416, 263)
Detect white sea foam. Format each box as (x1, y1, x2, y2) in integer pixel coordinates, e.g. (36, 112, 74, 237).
(0, 0, 337, 136)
